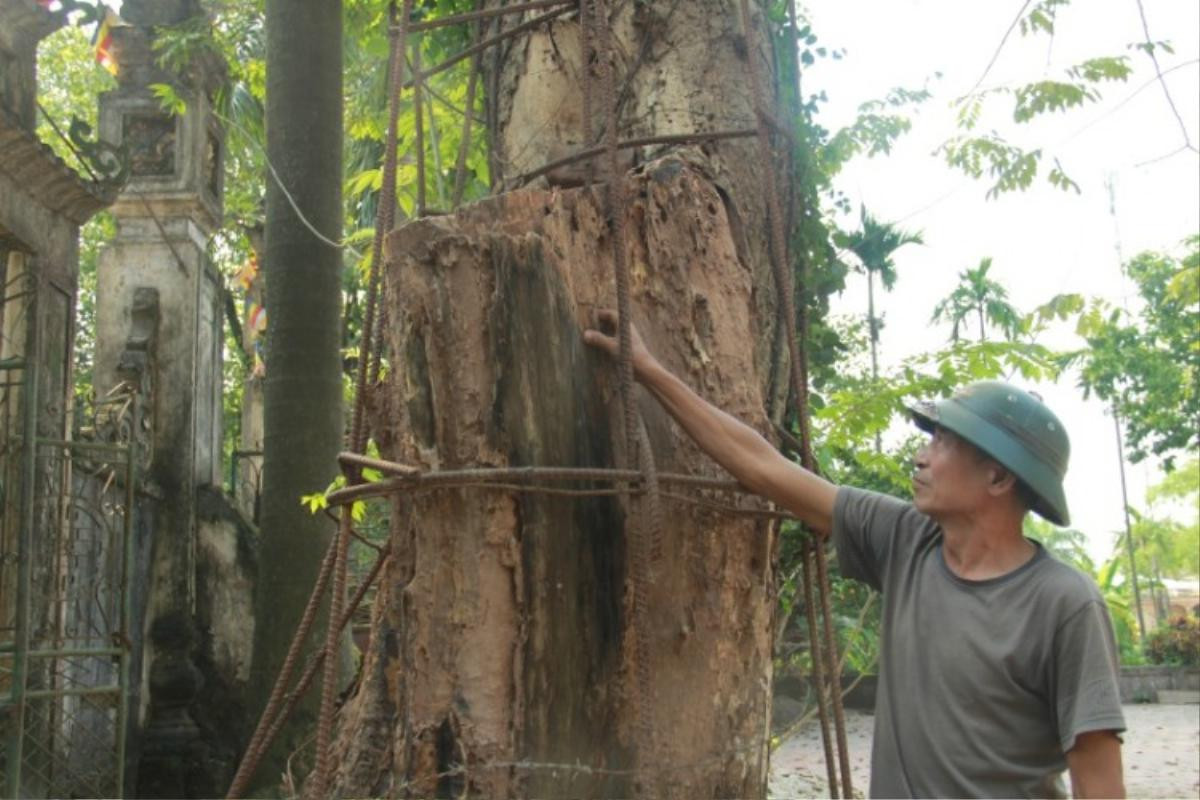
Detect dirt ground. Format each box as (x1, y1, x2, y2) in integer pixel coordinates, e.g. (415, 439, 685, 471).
(769, 703, 1200, 798)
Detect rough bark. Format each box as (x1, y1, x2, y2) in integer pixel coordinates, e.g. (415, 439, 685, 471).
(485, 0, 789, 419)
(332, 158, 776, 799)
(331, 3, 788, 797)
(248, 0, 345, 788)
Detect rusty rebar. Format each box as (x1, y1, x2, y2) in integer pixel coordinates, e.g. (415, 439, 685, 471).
(801, 539, 839, 797)
(451, 2, 486, 208)
(404, 5, 574, 90)
(226, 532, 339, 799)
(244, 544, 392, 798)
(400, 0, 573, 34)
(514, 129, 757, 186)
(736, 0, 850, 794)
(312, 3, 413, 796)
(414, 42, 427, 217)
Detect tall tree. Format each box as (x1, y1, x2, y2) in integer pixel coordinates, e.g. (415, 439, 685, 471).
(247, 0, 344, 786)
(931, 257, 1021, 342)
(1075, 236, 1200, 466)
(842, 206, 923, 381)
(840, 206, 922, 450)
(327, 2, 804, 797)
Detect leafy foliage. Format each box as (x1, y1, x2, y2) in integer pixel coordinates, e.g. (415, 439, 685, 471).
(939, 0, 1142, 198)
(1144, 615, 1200, 667)
(1071, 236, 1199, 466)
(931, 257, 1023, 342)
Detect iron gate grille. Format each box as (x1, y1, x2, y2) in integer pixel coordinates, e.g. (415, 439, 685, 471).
(0, 263, 135, 799)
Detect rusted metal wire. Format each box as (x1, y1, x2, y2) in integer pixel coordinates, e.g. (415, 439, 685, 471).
(414, 42, 427, 217)
(324, 463, 752, 506)
(590, 0, 659, 781)
(801, 539, 839, 797)
(236, 544, 392, 800)
(451, 2, 485, 207)
(226, 532, 340, 799)
(735, 0, 851, 794)
(514, 129, 758, 186)
(401, 0, 573, 34)
(816, 532, 853, 792)
(578, 0, 595, 185)
(337, 451, 420, 476)
(311, 3, 414, 796)
(404, 5, 574, 90)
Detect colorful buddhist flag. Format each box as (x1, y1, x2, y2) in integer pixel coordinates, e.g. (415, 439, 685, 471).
(235, 254, 259, 291)
(246, 302, 267, 340)
(252, 345, 266, 379)
(93, 9, 119, 76)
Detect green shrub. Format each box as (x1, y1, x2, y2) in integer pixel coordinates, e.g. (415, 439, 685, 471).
(1144, 615, 1200, 667)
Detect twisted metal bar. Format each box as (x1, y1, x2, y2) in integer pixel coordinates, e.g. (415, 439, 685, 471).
(403, 5, 574, 90)
(226, 532, 339, 799)
(402, 0, 573, 34)
(592, 0, 660, 781)
(451, 2, 486, 208)
(243, 544, 392, 799)
(513, 129, 757, 186)
(801, 538, 839, 797)
(312, 3, 413, 796)
(735, 0, 851, 794)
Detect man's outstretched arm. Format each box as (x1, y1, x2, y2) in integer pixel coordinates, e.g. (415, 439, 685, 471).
(583, 309, 837, 534)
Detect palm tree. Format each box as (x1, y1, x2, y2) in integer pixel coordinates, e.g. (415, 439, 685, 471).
(930, 257, 1022, 341)
(843, 206, 924, 380)
(843, 207, 923, 451)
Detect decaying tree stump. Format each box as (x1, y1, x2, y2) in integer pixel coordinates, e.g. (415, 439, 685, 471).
(330, 157, 778, 798)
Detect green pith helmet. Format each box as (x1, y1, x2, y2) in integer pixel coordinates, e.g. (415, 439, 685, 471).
(908, 381, 1071, 525)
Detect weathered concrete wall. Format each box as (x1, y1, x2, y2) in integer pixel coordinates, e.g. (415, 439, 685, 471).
(1119, 666, 1200, 703)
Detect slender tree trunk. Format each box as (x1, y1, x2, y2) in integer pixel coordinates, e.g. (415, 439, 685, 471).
(248, 0, 345, 787)
(329, 2, 788, 798)
(867, 271, 881, 452)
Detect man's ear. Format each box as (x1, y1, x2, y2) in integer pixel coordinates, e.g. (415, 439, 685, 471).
(987, 463, 1018, 497)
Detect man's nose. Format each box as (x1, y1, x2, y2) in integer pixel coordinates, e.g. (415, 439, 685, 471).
(914, 445, 929, 469)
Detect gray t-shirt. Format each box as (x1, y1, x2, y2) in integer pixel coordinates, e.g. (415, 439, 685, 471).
(833, 487, 1125, 799)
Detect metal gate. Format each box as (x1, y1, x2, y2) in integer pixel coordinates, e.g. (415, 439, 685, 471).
(0, 259, 136, 798)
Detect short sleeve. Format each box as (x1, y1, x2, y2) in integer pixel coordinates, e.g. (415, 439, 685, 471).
(1052, 600, 1126, 753)
(832, 487, 914, 592)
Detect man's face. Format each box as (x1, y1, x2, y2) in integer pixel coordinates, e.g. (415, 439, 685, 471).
(911, 425, 994, 521)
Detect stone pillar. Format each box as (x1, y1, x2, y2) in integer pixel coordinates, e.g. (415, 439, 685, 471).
(93, 2, 226, 795)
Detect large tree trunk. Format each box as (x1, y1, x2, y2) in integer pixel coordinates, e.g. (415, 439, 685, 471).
(248, 0, 345, 788)
(332, 3, 787, 797)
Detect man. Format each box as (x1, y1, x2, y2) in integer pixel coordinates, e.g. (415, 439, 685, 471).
(584, 310, 1126, 799)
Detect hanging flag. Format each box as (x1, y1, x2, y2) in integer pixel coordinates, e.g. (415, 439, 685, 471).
(246, 302, 267, 340)
(93, 8, 119, 76)
(234, 254, 259, 291)
(252, 342, 266, 378)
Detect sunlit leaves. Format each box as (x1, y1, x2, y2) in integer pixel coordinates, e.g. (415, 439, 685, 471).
(1070, 236, 1200, 465)
(938, 135, 1043, 198)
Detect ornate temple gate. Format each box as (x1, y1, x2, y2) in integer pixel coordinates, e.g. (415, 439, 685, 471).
(0, 259, 137, 799)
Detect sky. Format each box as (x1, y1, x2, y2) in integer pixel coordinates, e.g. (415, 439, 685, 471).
(804, 0, 1200, 564)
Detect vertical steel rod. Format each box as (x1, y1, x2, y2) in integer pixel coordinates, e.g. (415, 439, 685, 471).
(6, 269, 40, 799)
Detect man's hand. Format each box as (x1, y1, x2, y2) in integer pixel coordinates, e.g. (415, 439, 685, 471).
(582, 308, 837, 532)
(1067, 730, 1124, 799)
(582, 308, 659, 379)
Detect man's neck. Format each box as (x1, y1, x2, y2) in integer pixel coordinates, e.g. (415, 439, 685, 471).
(940, 514, 1036, 581)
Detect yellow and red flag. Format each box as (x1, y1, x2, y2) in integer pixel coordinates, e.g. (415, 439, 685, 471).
(247, 302, 267, 340)
(93, 9, 119, 76)
(235, 254, 259, 291)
